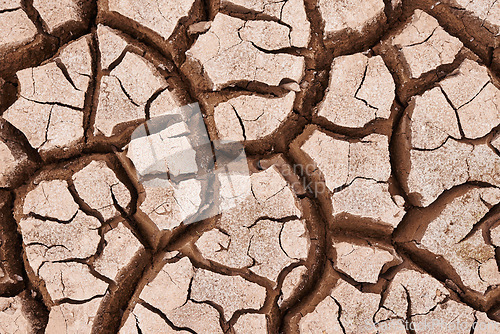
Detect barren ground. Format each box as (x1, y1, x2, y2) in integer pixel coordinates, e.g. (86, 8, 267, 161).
(1, 0, 500, 333)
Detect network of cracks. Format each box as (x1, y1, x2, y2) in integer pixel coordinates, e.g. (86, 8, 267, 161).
(0, 0, 500, 333)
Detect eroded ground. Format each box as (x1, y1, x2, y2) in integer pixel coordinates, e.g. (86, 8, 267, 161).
(0, 0, 500, 333)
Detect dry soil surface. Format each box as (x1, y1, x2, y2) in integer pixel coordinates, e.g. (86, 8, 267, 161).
(1, 0, 500, 333)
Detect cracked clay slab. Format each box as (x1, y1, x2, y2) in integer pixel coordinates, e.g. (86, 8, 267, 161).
(317, 52, 395, 128)
(184, 13, 305, 91)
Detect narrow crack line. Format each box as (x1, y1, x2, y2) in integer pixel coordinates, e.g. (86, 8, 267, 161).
(45, 257, 114, 288)
(480, 0, 498, 28)
(82, 31, 99, 145)
(277, 0, 288, 22)
(330, 296, 347, 334)
(373, 305, 397, 325)
(111, 75, 140, 106)
(145, 87, 167, 120)
(346, 143, 351, 185)
(276, 1, 296, 47)
(402, 285, 416, 334)
(455, 80, 491, 110)
(354, 62, 378, 111)
(189, 297, 229, 325)
(32, 58, 39, 96)
(449, 5, 467, 11)
(90, 223, 108, 267)
(62, 311, 69, 333)
(490, 93, 500, 113)
(373, 306, 390, 327)
(138, 300, 197, 334)
(40, 104, 54, 148)
(236, 21, 246, 43)
(109, 182, 127, 213)
(479, 194, 494, 210)
(55, 293, 106, 306)
(201, 35, 244, 66)
(241, 109, 265, 122)
(411, 305, 438, 317)
(247, 235, 257, 267)
(0, 7, 22, 13)
(151, 200, 173, 216)
(134, 314, 143, 334)
(163, 268, 181, 289)
(457, 202, 500, 244)
(25, 242, 70, 252)
(108, 181, 152, 251)
(66, 181, 106, 224)
(482, 23, 497, 35)
(60, 271, 66, 296)
(50, 258, 91, 265)
(403, 27, 438, 48)
(332, 176, 387, 194)
(230, 104, 247, 140)
(342, 245, 356, 257)
(206, 84, 282, 98)
(215, 239, 230, 253)
(87, 262, 115, 286)
(278, 222, 293, 259)
(465, 152, 472, 181)
(54, 58, 80, 91)
(185, 275, 194, 305)
(37, 260, 49, 276)
(106, 48, 131, 73)
(438, 86, 466, 138)
(154, 0, 171, 26)
(419, 120, 461, 143)
(109, 186, 130, 217)
(27, 210, 78, 224)
(19, 95, 84, 112)
(411, 135, 454, 152)
(42, 178, 49, 202)
(199, 31, 221, 66)
(221, 0, 290, 29)
(247, 39, 305, 55)
(470, 311, 478, 334)
(252, 215, 301, 225)
(472, 258, 487, 283)
(261, 184, 288, 203)
(217, 228, 232, 252)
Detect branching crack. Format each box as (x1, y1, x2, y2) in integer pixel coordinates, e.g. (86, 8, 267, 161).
(354, 62, 378, 111)
(331, 296, 347, 334)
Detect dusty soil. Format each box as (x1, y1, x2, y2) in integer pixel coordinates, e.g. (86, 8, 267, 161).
(1, 0, 500, 333)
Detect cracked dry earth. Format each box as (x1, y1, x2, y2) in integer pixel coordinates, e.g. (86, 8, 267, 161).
(1, 0, 500, 334)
